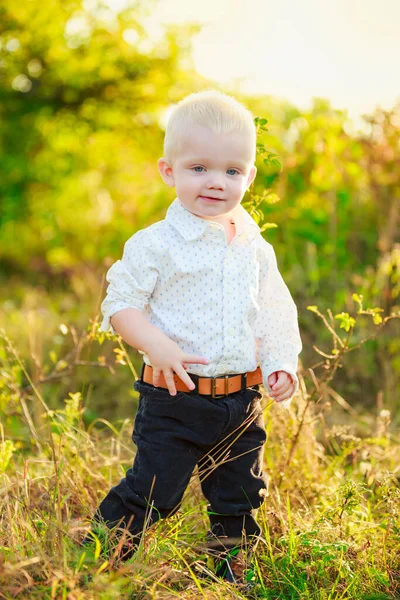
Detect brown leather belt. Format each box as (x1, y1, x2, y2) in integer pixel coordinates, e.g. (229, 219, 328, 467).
(141, 364, 263, 398)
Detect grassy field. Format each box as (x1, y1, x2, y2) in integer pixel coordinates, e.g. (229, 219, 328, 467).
(1, 2, 400, 596)
(0, 313, 399, 600)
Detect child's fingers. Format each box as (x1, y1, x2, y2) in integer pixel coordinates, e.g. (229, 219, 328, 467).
(163, 369, 178, 395)
(152, 368, 161, 387)
(274, 386, 295, 402)
(271, 380, 290, 393)
(270, 371, 292, 392)
(273, 380, 296, 401)
(269, 373, 294, 399)
(174, 365, 196, 391)
(270, 384, 292, 399)
(184, 354, 210, 364)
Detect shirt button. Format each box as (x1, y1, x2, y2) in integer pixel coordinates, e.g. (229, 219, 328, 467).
(226, 285, 233, 294)
(228, 327, 235, 335)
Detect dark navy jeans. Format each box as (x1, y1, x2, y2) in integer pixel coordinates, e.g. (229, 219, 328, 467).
(92, 373, 268, 551)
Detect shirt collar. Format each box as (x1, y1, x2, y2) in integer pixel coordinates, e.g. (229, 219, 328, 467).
(165, 197, 260, 241)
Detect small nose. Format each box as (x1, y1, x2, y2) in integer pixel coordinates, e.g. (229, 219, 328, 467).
(207, 171, 225, 189)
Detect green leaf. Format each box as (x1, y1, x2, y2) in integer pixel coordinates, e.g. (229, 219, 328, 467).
(55, 360, 68, 372)
(271, 158, 282, 170)
(0, 440, 16, 474)
(307, 305, 319, 312)
(373, 313, 383, 325)
(264, 193, 280, 204)
(260, 222, 278, 231)
(334, 312, 356, 331)
(352, 293, 363, 309)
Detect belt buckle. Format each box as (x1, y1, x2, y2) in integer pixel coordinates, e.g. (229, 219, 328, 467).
(211, 375, 230, 399)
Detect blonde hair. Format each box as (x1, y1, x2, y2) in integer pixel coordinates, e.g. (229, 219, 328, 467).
(163, 89, 256, 165)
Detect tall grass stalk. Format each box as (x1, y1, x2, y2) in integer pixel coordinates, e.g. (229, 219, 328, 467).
(0, 297, 399, 598)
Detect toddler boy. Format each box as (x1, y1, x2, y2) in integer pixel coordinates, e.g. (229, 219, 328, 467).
(84, 90, 302, 584)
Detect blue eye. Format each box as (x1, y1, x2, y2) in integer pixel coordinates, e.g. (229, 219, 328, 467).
(191, 166, 239, 175)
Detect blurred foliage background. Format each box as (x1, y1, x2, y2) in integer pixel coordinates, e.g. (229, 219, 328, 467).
(1, 0, 399, 427)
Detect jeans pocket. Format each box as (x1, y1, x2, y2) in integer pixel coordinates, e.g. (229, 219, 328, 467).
(246, 385, 263, 401)
(133, 378, 185, 405)
(241, 386, 264, 417)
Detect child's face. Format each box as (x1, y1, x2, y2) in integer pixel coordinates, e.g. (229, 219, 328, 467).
(158, 124, 257, 222)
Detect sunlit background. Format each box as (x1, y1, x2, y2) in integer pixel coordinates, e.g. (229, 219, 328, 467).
(106, 0, 400, 130)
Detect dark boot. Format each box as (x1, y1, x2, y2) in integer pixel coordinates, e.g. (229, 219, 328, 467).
(205, 511, 261, 586)
(80, 514, 139, 562)
(205, 534, 259, 588)
(214, 547, 249, 584)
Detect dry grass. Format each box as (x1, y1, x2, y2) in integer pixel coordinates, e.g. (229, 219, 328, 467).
(1, 309, 400, 599)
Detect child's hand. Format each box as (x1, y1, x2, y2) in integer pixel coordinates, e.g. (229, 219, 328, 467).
(145, 337, 209, 396)
(267, 371, 295, 403)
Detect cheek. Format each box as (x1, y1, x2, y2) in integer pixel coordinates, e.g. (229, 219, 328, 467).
(231, 179, 247, 194)
(184, 178, 201, 191)
(176, 175, 193, 191)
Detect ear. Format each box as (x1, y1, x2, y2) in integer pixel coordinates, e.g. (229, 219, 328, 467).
(158, 158, 175, 187)
(246, 165, 257, 188)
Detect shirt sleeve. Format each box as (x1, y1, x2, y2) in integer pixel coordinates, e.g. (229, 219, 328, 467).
(99, 230, 159, 334)
(255, 238, 302, 409)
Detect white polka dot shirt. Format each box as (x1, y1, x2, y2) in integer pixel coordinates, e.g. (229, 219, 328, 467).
(100, 197, 302, 407)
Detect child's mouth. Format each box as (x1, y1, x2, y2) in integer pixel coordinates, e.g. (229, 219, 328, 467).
(199, 196, 224, 202)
